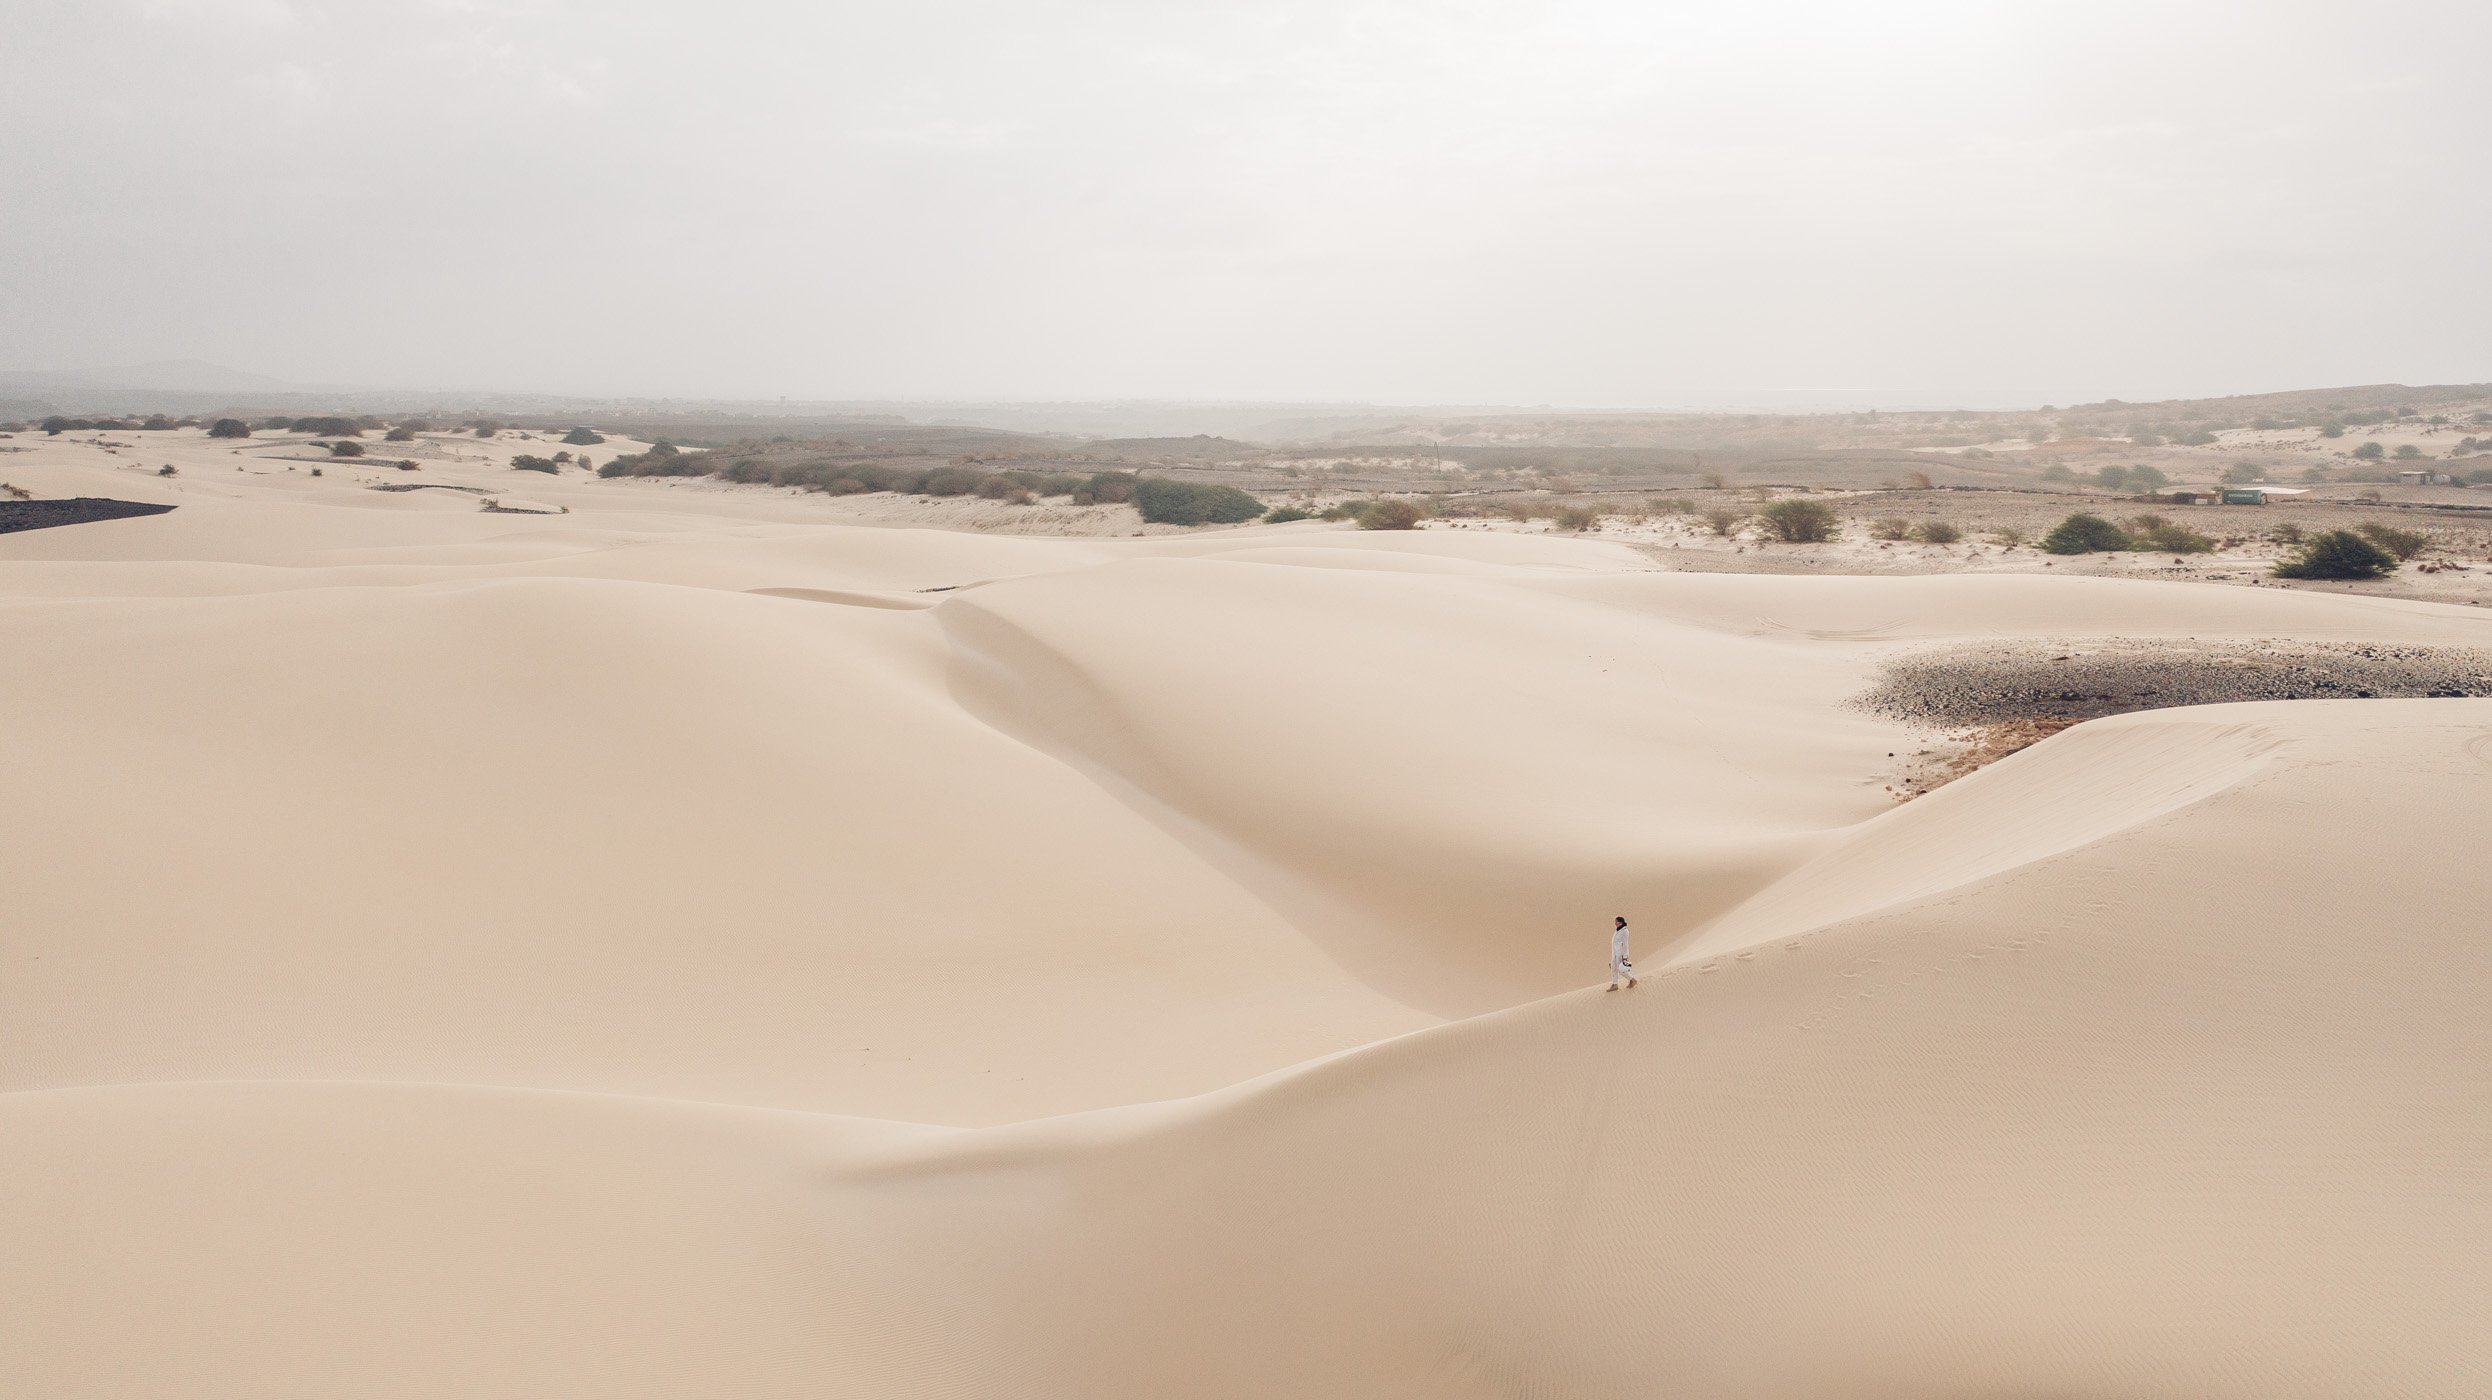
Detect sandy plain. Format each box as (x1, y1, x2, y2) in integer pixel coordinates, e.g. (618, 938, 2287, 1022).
(4, 427, 2488, 1397)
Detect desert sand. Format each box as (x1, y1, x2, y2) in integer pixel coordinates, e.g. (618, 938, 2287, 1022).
(5, 428, 2488, 1397)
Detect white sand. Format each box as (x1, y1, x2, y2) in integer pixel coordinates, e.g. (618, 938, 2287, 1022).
(4, 428, 2487, 1396)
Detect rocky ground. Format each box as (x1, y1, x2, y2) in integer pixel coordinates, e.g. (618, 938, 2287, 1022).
(1855, 638, 2492, 798)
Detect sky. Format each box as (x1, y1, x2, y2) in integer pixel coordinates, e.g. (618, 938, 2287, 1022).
(4, 0, 2487, 407)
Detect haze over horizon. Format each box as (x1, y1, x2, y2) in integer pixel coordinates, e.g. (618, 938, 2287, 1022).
(6, 1, 2487, 407)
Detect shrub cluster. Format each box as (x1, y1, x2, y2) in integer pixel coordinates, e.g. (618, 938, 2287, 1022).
(562, 427, 605, 446)
(1134, 478, 1264, 525)
(207, 418, 251, 439)
(512, 455, 560, 474)
(2275, 530, 2397, 580)
(2041, 513, 2131, 553)
(1356, 499, 1425, 531)
(1758, 498, 1839, 542)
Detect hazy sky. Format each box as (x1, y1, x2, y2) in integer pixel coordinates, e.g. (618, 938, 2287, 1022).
(5, 1, 2487, 405)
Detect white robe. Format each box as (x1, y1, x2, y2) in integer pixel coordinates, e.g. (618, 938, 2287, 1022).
(1610, 924, 1633, 980)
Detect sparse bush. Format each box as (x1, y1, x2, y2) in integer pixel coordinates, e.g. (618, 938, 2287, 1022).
(973, 474, 1019, 499)
(1358, 498, 1425, 531)
(1701, 509, 1742, 537)
(1915, 520, 1962, 544)
(2274, 530, 2396, 580)
(2352, 441, 2385, 460)
(328, 440, 365, 457)
(1989, 526, 2027, 548)
(562, 427, 605, 446)
(2319, 422, 2346, 438)
(2271, 522, 2304, 545)
(1, 482, 31, 499)
(157, 463, 178, 477)
(472, 422, 502, 438)
(2042, 513, 2130, 554)
(2128, 517, 2213, 553)
(309, 466, 322, 477)
(2095, 465, 2132, 490)
(2393, 444, 2425, 461)
(293, 416, 359, 437)
(2039, 464, 2074, 483)
(1646, 496, 1692, 515)
(384, 425, 417, 441)
(1758, 498, 1839, 542)
(2355, 522, 2429, 560)
(1263, 505, 1315, 523)
(2173, 429, 2217, 446)
(512, 454, 559, 474)
(2127, 464, 2167, 491)
(1134, 478, 1265, 526)
(1868, 516, 1913, 541)
(207, 418, 251, 439)
(1551, 505, 1600, 532)
(1701, 472, 1726, 489)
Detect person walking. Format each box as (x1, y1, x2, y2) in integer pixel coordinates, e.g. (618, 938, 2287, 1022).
(1607, 915, 1637, 991)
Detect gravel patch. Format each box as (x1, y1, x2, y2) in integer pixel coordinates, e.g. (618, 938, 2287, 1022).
(1860, 639, 2492, 726)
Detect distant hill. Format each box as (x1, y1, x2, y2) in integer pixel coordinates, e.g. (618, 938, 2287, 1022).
(2067, 383, 2492, 418)
(0, 360, 298, 395)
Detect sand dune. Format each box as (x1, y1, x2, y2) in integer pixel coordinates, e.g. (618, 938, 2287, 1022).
(5, 432, 2487, 1396)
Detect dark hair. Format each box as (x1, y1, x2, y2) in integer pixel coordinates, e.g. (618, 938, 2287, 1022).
(1615, 915, 1627, 924)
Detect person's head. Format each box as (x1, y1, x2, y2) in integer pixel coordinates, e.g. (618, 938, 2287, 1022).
(1615, 916, 1627, 928)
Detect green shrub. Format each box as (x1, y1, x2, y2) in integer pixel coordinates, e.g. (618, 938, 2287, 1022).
(1702, 509, 1743, 537)
(2126, 465, 2167, 491)
(1358, 499, 1425, 531)
(2352, 441, 2385, 460)
(2393, 444, 2425, 460)
(2039, 464, 2074, 483)
(1551, 505, 1600, 532)
(2095, 465, 2132, 490)
(157, 463, 178, 476)
(2173, 429, 2217, 446)
(294, 416, 359, 437)
(328, 440, 365, 457)
(1134, 478, 1265, 525)
(1915, 520, 1962, 544)
(512, 455, 559, 474)
(1758, 498, 1839, 542)
(384, 425, 417, 441)
(2270, 522, 2304, 545)
(2041, 513, 2131, 553)
(2319, 422, 2346, 437)
(207, 418, 251, 439)
(1263, 505, 1315, 523)
(2274, 530, 2396, 580)
(1868, 516, 1912, 540)
(2355, 522, 2429, 559)
(562, 427, 605, 446)
(472, 422, 501, 438)
(1989, 526, 2027, 548)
